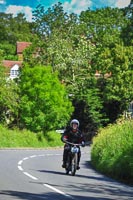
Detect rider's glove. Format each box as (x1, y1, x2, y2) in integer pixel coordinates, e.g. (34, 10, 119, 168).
(81, 141, 85, 147)
(63, 137, 68, 142)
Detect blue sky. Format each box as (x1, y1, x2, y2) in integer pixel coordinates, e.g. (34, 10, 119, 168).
(0, 0, 131, 21)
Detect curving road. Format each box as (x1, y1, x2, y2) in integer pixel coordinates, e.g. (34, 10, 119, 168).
(0, 146, 132, 200)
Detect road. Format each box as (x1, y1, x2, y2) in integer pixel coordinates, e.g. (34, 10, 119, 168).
(0, 146, 132, 200)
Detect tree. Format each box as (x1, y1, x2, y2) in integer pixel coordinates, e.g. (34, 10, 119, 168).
(79, 7, 127, 47)
(79, 7, 133, 123)
(32, 2, 69, 39)
(121, 1, 133, 45)
(0, 12, 35, 60)
(0, 64, 19, 125)
(28, 24, 104, 132)
(19, 64, 73, 132)
(94, 43, 133, 123)
(48, 34, 104, 131)
(26, 4, 133, 133)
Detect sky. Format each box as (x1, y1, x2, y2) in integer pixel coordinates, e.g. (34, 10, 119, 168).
(0, 0, 131, 22)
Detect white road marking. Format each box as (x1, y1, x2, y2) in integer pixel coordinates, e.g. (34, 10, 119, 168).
(18, 165, 23, 171)
(23, 172, 38, 180)
(44, 183, 66, 194)
(18, 153, 75, 199)
(43, 183, 74, 199)
(23, 157, 29, 160)
(18, 160, 23, 165)
(30, 155, 37, 158)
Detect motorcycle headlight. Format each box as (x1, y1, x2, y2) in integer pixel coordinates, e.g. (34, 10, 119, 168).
(71, 146, 79, 153)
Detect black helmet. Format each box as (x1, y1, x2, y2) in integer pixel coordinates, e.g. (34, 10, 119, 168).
(70, 119, 79, 127)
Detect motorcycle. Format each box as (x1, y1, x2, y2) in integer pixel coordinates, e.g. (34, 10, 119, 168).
(64, 141, 83, 176)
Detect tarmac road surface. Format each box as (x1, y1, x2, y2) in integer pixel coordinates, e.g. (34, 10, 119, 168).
(0, 146, 132, 200)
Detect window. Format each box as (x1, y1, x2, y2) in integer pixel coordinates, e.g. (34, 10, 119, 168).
(11, 70, 19, 76)
(10, 65, 19, 79)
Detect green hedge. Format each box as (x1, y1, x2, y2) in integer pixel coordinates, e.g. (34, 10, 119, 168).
(0, 125, 63, 148)
(91, 120, 133, 185)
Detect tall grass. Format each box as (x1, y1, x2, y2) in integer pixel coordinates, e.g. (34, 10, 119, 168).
(91, 120, 133, 185)
(0, 124, 63, 148)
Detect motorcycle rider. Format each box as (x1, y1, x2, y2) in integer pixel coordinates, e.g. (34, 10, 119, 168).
(61, 119, 85, 170)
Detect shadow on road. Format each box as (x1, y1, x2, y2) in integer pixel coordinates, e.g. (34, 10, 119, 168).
(38, 168, 115, 183)
(37, 161, 118, 184)
(31, 178, 133, 199)
(0, 190, 116, 200)
(37, 160, 133, 186)
(34, 160, 133, 200)
(38, 169, 65, 176)
(0, 188, 133, 200)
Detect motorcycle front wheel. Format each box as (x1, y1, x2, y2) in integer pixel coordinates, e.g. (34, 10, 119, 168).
(71, 153, 78, 176)
(65, 155, 71, 175)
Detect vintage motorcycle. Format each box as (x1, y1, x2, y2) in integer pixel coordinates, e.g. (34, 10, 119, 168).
(64, 141, 83, 176)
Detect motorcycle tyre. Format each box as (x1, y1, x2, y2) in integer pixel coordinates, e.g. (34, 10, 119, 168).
(71, 153, 77, 176)
(65, 156, 70, 175)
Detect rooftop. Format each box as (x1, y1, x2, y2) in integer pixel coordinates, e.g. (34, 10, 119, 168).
(2, 60, 22, 69)
(17, 41, 31, 54)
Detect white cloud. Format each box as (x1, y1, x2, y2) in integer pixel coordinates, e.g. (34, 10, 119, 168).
(63, 0, 92, 14)
(0, 0, 5, 4)
(115, 0, 131, 8)
(5, 5, 33, 22)
(63, 0, 131, 14)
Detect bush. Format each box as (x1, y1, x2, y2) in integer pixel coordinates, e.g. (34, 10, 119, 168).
(91, 120, 133, 185)
(0, 124, 63, 148)
(19, 65, 73, 133)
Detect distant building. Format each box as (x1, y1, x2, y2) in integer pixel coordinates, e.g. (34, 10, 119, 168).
(2, 42, 31, 80)
(2, 60, 22, 80)
(16, 41, 31, 61)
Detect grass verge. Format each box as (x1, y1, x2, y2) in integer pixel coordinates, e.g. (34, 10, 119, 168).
(0, 124, 63, 148)
(91, 120, 133, 185)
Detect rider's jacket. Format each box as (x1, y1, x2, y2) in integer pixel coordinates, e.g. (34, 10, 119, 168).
(61, 127, 85, 144)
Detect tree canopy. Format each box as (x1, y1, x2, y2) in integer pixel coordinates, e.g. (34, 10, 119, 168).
(0, 2, 133, 135)
(19, 64, 73, 133)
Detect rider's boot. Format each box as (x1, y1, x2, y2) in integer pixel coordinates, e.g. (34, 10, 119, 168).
(77, 163, 80, 170)
(62, 161, 66, 168)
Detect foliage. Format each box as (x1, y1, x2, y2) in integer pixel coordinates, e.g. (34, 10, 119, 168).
(32, 2, 71, 39)
(121, 1, 133, 45)
(0, 42, 18, 60)
(0, 124, 63, 148)
(19, 64, 73, 132)
(94, 43, 133, 123)
(0, 3, 133, 134)
(71, 79, 105, 134)
(30, 4, 133, 132)
(0, 65, 19, 125)
(79, 7, 127, 46)
(91, 120, 133, 185)
(0, 12, 35, 60)
(31, 5, 107, 132)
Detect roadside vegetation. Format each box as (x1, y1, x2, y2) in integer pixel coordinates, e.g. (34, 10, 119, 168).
(0, 3, 133, 134)
(0, 2, 133, 186)
(0, 124, 63, 148)
(91, 120, 133, 185)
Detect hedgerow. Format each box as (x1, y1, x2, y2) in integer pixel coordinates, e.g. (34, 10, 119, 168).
(91, 120, 133, 185)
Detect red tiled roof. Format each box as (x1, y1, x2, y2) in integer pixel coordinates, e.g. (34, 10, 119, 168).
(2, 60, 22, 69)
(17, 42, 31, 54)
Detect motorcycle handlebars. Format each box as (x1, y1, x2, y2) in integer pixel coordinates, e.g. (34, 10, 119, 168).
(64, 141, 83, 146)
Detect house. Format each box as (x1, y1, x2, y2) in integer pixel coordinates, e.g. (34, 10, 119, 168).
(2, 60, 22, 80)
(1, 42, 133, 118)
(16, 41, 31, 61)
(2, 42, 31, 80)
